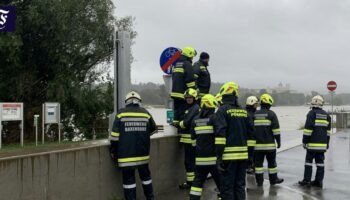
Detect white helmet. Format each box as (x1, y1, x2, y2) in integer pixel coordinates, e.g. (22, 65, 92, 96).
(246, 96, 259, 106)
(125, 91, 141, 102)
(311, 95, 324, 107)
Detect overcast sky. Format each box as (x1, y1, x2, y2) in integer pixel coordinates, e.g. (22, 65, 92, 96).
(113, 0, 350, 94)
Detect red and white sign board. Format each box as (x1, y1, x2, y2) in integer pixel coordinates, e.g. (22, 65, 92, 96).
(327, 81, 337, 92)
(0, 103, 23, 121)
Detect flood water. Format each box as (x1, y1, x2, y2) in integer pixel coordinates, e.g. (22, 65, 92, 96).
(147, 105, 350, 131)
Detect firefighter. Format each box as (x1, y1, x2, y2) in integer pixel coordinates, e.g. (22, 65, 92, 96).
(246, 96, 259, 174)
(189, 94, 221, 200)
(109, 91, 157, 200)
(254, 94, 284, 186)
(298, 95, 331, 188)
(215, 82, 254, 200)
(171, 46, 197, 125)
(193, 52, 211, 98)
(175, 88, 201, 189)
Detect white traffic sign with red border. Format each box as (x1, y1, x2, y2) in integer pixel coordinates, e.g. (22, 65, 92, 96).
(327, 81, 337, 91)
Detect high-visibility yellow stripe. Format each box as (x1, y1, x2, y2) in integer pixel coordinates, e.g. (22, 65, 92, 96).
(191, 187, 202, 192)
(194, 74, 199, 78)
(179, 121, 185, 129)
(194, 126, 213, 131)
(247, 140, 256, 147)
(200, 66, 206, 70)
(173, 68, 184, 73)
(304, 129, 313, 133)
(307, 143, 327, 147)
(272, 129, 280, 133)
(224, 146, 248, 152)
(111, 132, 120, 137)
(195, 157, 217, 162)
(315, 120, 329, 125)
(254, 119, 271, 123)
(171, 92, 185, 99)
(181, 134, 191, 138)
(118, 156, 150, 163)
(186, 81, 196, 87)
(117, 112, 150, 119)
(180, 138, 195, 144)
(223, 152, 248, 160)
(215, 137, 226, 145)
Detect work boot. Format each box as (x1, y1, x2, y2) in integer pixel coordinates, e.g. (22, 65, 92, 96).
(298, 180, 311, 187)
(179, 182, 191, 189)
(247, 167, 255, 175)
(270, 178, 284, 185)
(217, 194, 222, 200)
(311, 180, 323, 188)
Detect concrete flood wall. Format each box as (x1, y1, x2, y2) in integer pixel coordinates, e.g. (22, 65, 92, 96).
(0, 135, 184, 200)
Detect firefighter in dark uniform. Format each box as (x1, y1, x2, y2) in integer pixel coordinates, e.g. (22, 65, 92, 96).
(215, 82, 254, 200)
(174, 88, 200, 189)
(193, 52, 211, 97)
(189, 94, 221, 200)
(299, 95, 331, 188)
(245, 96, 259, 174)
(254, 94, 284, 186)
(109, 91, 157, 200)
(171, 47, 197, 125)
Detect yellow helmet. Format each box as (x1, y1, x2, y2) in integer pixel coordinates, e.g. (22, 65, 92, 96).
(201, 94, 219, 108)
(260, 93, 274, 105)
(184, 88, 198, 99)
(182, 47, 197, 58)
(219, 81, 239, 97)
(215, 93, 223, 105)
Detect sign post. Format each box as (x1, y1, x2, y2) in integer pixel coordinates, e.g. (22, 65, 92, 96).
(0, 103, 24, 149)
(42, 103, 61, 144)
(34, 114, 39, 146)
(327, 81, 337, 134)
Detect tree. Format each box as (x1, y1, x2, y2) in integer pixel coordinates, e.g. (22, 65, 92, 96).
(0, 0, 136, 142)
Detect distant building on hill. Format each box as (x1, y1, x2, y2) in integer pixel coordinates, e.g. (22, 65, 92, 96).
(267, 82, 296, 94)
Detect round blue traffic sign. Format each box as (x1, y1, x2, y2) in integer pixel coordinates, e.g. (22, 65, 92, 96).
(159, 47, 181, 75)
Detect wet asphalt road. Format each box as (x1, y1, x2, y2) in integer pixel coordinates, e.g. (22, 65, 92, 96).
(159, 130, 350, 200)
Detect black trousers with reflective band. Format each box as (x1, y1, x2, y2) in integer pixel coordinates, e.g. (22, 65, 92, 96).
(303, 151, 325, 182)
(247, 146, 255, 170)
(254, 151, 278, 184)
(189, 165, 221, 200)
(220, 161, 247, 200)
(122, 165, 154, 200)
(173, 98, 186, 122)
(184, 143, 196, 184)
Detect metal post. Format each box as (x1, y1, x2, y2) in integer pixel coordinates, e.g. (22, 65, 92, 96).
(42, 103, 45, 144)
(0, 122, 2, 149)
(331, 92, 334, 134)
(58, 103, 61, 143)
(20, 103, 23, 147)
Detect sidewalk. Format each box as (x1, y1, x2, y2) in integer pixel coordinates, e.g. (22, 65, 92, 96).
(160, 130, 350, 200)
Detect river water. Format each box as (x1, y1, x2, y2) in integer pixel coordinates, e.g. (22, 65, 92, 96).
(147, 105, 350, 131)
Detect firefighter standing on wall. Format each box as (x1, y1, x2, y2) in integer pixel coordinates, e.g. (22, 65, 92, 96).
(171, 47, 197, 125)
(189, 94, 221, 200)
(215, 82, 254, 200)
(110, 91, 157, 200)
(193, 52, 211, 97)
(174, 88, 201, 189)
(298, 95, 331, 188)
(246, 96, 259, 174)
(254, 94, 284, 186)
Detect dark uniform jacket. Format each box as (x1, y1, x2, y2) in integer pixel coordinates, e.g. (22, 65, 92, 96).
(215, 95, 254, 161)
(179, 103, 200, 144)
(193, 60, 211, 96)
(110, 104, 157, 168)
(246, 106, 257, 148)
(171, 55, 196, 99)
(253, 105, 281, 152)
(303, 107, 331, 152)
(191, 109, 218, 166)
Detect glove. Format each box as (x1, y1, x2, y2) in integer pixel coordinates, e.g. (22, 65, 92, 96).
(216, 158, 226, 173)
(277, 142, 281, 149)
(110, 152, 118, 162)
(170, 122, 180, 129)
